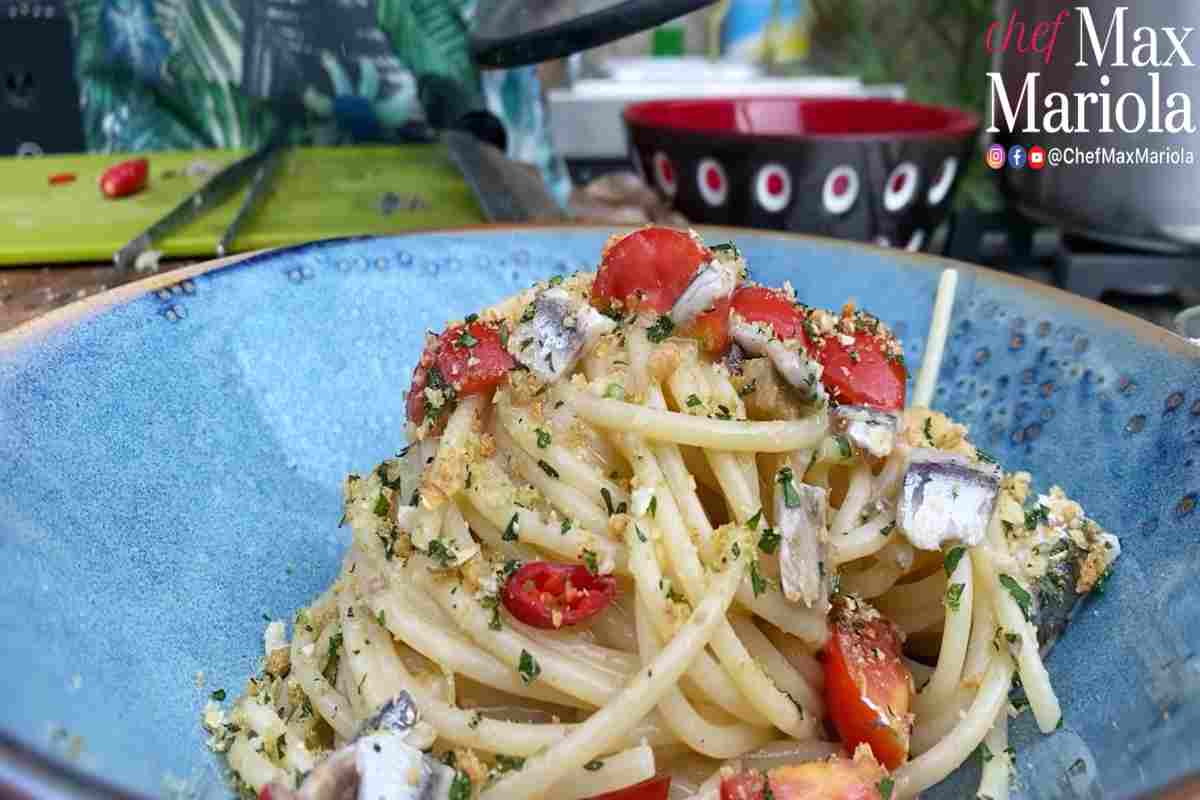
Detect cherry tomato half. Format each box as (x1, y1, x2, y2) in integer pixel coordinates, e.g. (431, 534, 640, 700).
(824, 598, 913, 770)
(730, 285, 809, 343)
(814, 328, 906, 411)
(679, 293, 732, 354)
(502, 561, 617, 629)
(591, 227, 709, 314)
(406, 320, 515, 426)
(720, 770, 766, 800)
(585, 775, 671, 800)
(721, 757, 887, 800)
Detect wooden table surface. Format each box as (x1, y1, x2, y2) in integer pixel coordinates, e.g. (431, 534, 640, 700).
(0, 174, 680, 336)
(0, 259, 202, 334)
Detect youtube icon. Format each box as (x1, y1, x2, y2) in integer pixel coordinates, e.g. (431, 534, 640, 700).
(1029, 146, 1046, 170)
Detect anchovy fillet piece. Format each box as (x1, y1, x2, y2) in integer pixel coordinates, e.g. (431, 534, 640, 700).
(730, 318, 826, 404)
(669, 258, 738, 327)
(897, 449, 1001, 550)
(774, 470, 832, 611)
(512, 288, 616, 382)
(831, 405, 901, 459)
(263, 692, 455, 800)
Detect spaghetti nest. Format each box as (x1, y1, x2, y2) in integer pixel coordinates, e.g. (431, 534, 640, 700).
(204, 229, 1120, 800)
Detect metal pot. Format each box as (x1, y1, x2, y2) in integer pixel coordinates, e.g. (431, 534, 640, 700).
(994, 0, 1200, 252)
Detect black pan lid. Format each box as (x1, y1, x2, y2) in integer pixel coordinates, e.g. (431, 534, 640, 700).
(470, 0, 718, 69)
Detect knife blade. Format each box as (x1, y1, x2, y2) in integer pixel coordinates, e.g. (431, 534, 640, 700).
(441, 129, 565, 223)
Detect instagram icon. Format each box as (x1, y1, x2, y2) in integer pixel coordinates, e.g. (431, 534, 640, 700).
(986, 145, 1006, 170)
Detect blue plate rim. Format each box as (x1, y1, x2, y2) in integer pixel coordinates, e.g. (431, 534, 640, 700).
(1, 226, 1197, 361)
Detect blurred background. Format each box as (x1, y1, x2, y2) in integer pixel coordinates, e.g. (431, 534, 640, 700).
(2, 0, 1198, 338)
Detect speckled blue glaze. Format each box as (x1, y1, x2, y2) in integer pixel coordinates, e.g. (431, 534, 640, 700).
(1, 229, 1197, 800)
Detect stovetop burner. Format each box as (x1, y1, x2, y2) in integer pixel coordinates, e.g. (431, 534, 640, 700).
(944, 209, 1200, 332)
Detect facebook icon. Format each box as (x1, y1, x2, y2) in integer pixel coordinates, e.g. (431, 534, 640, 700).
(1008, 145, 1027, 170)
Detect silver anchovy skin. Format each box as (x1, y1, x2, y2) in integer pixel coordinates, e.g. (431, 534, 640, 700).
(262, 692, 456, 800)
(511, 288, 615, 383)
(669, 258, 738, 328)
(897, 448, 1001, 551)
(730, 318, 826, 404)
(831, 405, 901, 459)
(774, 473, 832, 611)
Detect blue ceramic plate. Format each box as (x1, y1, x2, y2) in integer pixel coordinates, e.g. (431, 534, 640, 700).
(1, 228, 1197, 800)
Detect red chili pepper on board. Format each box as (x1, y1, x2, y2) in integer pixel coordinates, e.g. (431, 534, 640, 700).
(99, 158, 149, 198)
(48, 172, 77, 186)
(502, 561, 616, 629)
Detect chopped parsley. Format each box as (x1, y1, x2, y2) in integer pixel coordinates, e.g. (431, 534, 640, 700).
(945, 582, 965, 612)
(601, 487, 616, 516)
(686, 394, 703, 408)
(376, 609, 386, 627)
(943, 545, 967, 577)
(1025, 503, 1050, 531)
(535, 428, 552, 448)
(758, 527, 781, 554)
(503, 512, 520, 542)
(495, 754, 526, 772)
(581, 548, 600, 575)
(715, 404, 732, 420)
(500, 559, 522, 580)
(448, 771, 472, 800)
(537, 459, 560, 479)
(711, 241, 741, 259)
(455, 329, 478, 348)
(880, 522, 896, 538)
(373, 493, 390, 518)
(732, 542, 741, 558)
(560, 517, 573, 535)
(923, 416, 934, 443)
(1093, 565, 1114, 594)
(746, 508, 763, 530)
(835, 435, 852, 459)
(325, 632, 343, 685)
(464, 313, 478, 324)
(604, 383, 624, 400)
(776, 467, 801, 508)
(427, 539, 457, 568)
(520, 303, 536, 323)
(646, 315, 675, 343)
(648, 495, 657, 517)
(750, 560, 768, 597)
(738, 379, 757, 397)
(548, 274, 564, 287)
(517, 649, 540, 684)
(635, 524, 647, 543)
(878, 777, 895, 800)
(210, 688, 226, 702)
(480, 594, 503, 630)
(979, 742, 994, 763)
(975, 447, 998, 464)
(999, 574, 1033, 620)
(583, 760, 604, 771)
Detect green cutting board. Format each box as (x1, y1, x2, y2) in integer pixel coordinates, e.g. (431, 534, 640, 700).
(0, 145, 485, 266)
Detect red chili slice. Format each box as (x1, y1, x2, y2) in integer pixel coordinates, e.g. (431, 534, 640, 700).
(502, 561, 616, 629)
(99, 157, 149, 198)
(585, 775, 671, 800)
(48, 172, 77, 186)
(591, 226, 709, 314)
(730, 286, 809, 343)
(406, 320, 515, 426)
(814, 327, 906, 411)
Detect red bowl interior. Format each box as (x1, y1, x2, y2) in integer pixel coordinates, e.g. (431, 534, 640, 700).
(624, 97, 978, 140)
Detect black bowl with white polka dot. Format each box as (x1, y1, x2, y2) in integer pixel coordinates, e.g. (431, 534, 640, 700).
(625, 97, 978, 252)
